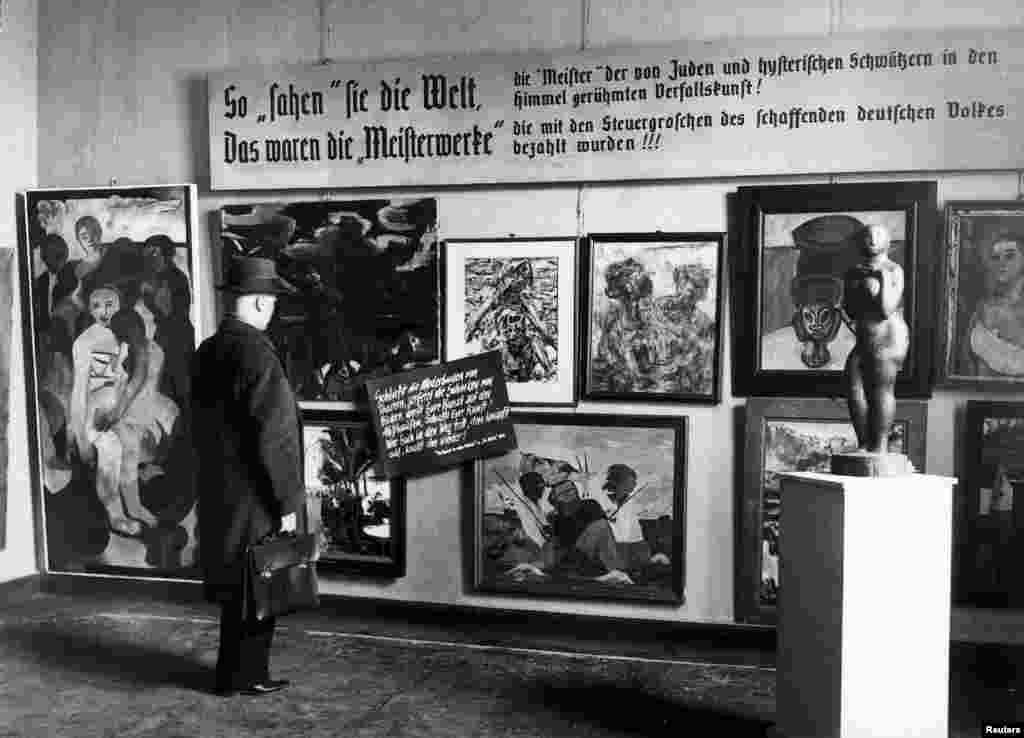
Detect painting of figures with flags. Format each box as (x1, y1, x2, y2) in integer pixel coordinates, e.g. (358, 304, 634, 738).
(220, 198, 439, 404)
(469, 412, 686, 603)
(302, 410, 405, 577)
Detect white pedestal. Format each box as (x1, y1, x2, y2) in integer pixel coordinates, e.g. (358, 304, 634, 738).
(774, 472, 955, 738)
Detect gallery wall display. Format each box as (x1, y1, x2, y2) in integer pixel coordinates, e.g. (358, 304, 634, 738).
(736, 397, 927, 624)
(219, 198, 440, 404)
(443, 237, 578, 406)
(731, 181, 937, 398)
(581, 232, 724, 403)
(941, 201, 1024, 388)
(467, 411, 686, 604)
(0, 250, 13, 550)
(955, 401, 1024, 608)
(302, 409, 406, 577)
(19, 184, 200, 576)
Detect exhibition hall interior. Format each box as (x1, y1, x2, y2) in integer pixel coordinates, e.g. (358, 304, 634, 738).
(3, 0, 1024, 736)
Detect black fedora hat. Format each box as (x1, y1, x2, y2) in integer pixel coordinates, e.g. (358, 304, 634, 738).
(217, 256, 296, 295)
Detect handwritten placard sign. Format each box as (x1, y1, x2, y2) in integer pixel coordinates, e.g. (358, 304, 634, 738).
(365, 352, 516, 478)
(209, 28, 1024, 190)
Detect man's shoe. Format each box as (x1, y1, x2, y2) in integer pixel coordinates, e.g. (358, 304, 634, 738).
(239, 678, 290, 695)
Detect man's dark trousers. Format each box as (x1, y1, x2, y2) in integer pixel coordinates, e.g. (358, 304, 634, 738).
(216, 594, 277, 689)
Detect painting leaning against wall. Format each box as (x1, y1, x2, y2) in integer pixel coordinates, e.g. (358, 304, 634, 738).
(20, 185, 200, 576)
(0, 250, 13, 550)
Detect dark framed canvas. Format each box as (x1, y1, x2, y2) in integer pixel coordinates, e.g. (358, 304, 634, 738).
(731, 182, 937, 398)
(468, 411, 686, 604)
(19, 184, 201, 576)
(302, 409, 406, 577)
(219, 198, 440, 404)
(956, 401, 1024, 607)
(941, 202, 1024, 388)
(580, 232, 724, 403)
(443, 237, 578, 406)
(736, 397, 927, 624)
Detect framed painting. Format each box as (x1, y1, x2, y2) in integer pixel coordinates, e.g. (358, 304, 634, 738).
(956, 402, 1024, 607)
(731, 182, 937, 398)
(219, 198, 440, 404)
(0, 250, 12, 550)
(941, 202, 1024, 388)
(467, 411, 686, 604)
(580, 232, 724, 403)
(736, 397, 927, 624)
(444, 237, 577, 406)
(19, 184, 201, 576)
(302, 409, 405, 577)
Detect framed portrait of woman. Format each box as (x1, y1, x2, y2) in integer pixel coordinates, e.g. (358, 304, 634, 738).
(731, 182, 937, 398)
(580, 232, 725, 404)
(19, 184, 201, 577)
(444, 237, 578, 406)
(941, 201, 1024, 388)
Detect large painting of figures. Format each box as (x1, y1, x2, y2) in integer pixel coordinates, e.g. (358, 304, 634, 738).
(0, 250, 13, 550)
(469, 412, 686, 604)
(581, 232, 724, 404)
(736, 398, 927, 624)
(444, 238, 577, 406)
(219, 198, 440, 404)
(20, 185, 200, 576)
(302, 409, 405, 577)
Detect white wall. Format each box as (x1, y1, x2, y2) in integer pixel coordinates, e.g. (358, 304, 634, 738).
(0, 0, 38, 583)
(28, 0, 1024, 623)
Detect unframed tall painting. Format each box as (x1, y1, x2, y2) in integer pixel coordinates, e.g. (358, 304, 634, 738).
(219, 198, 440, 403)
(21, 185, 200, 575)
(0, 250, 13, 550)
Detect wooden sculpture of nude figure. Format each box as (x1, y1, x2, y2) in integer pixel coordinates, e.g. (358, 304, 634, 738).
(833, 224, 912, 475)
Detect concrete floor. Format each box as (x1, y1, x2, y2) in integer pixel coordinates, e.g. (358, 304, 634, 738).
(0, 588, 1020, 737)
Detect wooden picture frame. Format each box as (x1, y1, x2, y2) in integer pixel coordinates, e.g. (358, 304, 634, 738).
(443, 237, 578, 406)
(731, 181, 937, 398)
(736, 397, 927, 624)
(302, 409, 406, 578)
(19, 184, 201, 577)
(956, 401, 1024, 607)
(941, 201, 1024, 388)
(468, 411, 686, 604)
(219, 198, 440, 405)
(580, 232, 725, 404)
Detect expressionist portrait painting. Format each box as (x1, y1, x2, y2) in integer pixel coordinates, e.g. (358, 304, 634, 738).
(943, 202, 1024, 387)
(445, 238, 576, 405)
(21, 185, 199, 575)
(220, 198, 439, 404)
(582, 233, 724, 403)
(302, 410, 405, 576)
(470, 412, 685, 604)
(732, 182, 936, 398)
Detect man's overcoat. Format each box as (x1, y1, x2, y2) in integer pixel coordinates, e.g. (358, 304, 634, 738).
(191, 317, 303, 603)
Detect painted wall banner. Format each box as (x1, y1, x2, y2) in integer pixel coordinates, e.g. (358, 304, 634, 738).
(209, 28, 1024, 190)
(365, 351, 516, 479)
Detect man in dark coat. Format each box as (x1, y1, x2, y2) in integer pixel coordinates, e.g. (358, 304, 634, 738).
(191, 256, 303, 697)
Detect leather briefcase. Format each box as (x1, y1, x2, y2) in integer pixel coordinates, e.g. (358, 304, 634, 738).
(243, 532, 320, 621)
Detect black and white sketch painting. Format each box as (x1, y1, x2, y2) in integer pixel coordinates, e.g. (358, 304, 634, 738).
(445, 238, 576, 405)
(221, 198, 440, 403)
(583, 233, 723, 403)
